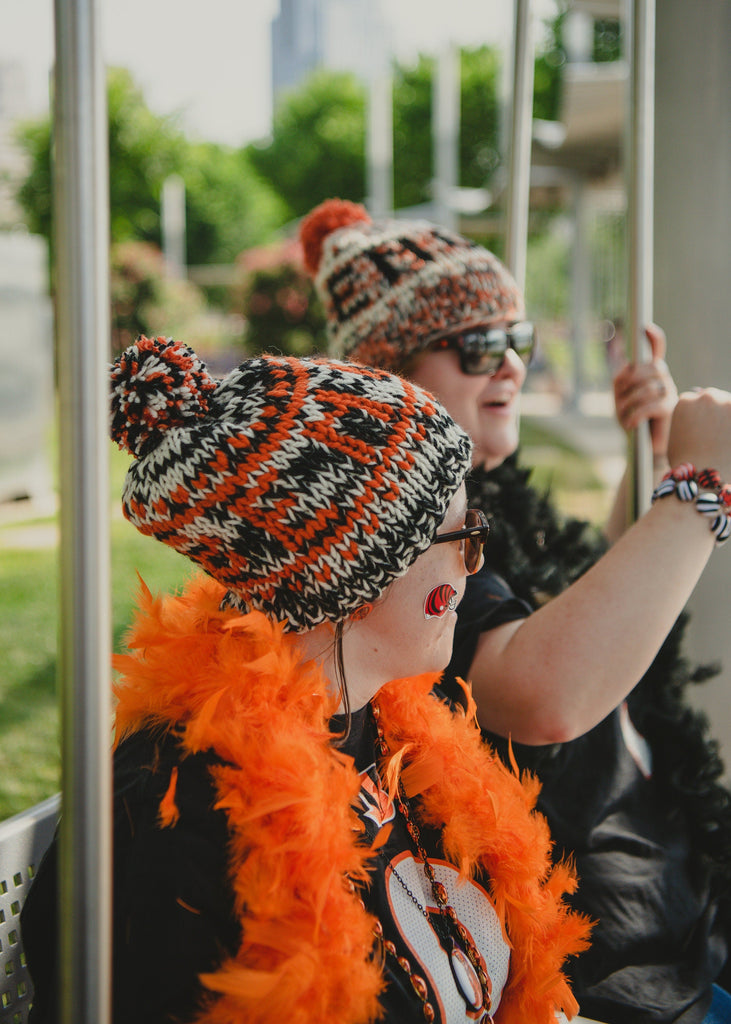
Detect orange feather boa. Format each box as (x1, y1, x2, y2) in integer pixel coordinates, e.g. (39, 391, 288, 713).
(113, 575, 591, 1024)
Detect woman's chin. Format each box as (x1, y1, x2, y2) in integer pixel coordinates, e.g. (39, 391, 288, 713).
(473, 437, 519, 471)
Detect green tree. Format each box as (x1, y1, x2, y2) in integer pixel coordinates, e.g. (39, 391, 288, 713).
(15, 67, 283, 267)
(184, 143, 286, 266)
(246, 70, 367, 221)
(16, 67, 186, 249)
(14, 117, 53, 243)
(392, 55, 432, 209)
(251, 50, 504, 217)
(533, 4, 569, 122)
(106, 68, 187, 242)
(248, 42, 567, 220)
(459, 46, 502, 189)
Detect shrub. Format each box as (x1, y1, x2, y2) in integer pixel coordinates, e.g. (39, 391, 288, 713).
(233, 239, 326, 357)
(110, 241, 207, 355)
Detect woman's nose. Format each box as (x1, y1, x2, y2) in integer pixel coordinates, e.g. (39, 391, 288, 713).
(493, 347, 527, 384)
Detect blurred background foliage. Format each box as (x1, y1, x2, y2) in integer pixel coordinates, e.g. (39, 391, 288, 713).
(12, 4, 621, 364)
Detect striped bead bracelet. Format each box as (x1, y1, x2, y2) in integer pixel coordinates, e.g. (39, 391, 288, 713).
(651, 463, 731, 545)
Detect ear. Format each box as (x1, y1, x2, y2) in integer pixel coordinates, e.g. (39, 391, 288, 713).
(350, 603, 373, 622)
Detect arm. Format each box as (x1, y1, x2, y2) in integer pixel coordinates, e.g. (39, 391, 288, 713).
(468, 388, 731, 746)
(605, 323, 678, 543)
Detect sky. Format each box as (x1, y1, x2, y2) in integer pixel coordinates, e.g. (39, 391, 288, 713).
(1, 0, 555, 147)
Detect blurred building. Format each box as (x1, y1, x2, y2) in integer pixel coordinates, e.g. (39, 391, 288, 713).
(271, 0, 388, 102)
(0, 59, 31, 229)
(0, 60, 53, 507)
(0, 232, 54, 506)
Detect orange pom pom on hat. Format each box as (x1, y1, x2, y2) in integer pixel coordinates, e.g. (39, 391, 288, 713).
(300, 198, 523, 371)
(109, 335, 472, 632)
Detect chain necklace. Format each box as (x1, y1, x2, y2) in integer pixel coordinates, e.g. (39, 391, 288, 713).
(371, 700, 495, 1023)
(346, 876, 436, 1021)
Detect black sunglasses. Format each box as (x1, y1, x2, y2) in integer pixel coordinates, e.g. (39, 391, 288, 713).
(432, 322, 536, 376)
(431, 508, 489, 575)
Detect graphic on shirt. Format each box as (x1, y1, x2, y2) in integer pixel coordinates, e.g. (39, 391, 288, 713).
(424, 583, 458, 619)
(385, 851, 510, 1022)
(358, 765, 396, 828)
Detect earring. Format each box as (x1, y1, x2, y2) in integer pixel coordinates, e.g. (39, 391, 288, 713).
(424, 583, 458, 619)
(350, 603, 373, 621)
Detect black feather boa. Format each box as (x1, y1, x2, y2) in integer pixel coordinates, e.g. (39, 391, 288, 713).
(467, 453, 731, 931)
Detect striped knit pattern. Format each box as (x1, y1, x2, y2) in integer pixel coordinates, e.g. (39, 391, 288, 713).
(300, 198, 522, 371)
(110, 336, 472, 631)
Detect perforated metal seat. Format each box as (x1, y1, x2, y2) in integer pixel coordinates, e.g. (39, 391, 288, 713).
(0, 796, 60, 1024)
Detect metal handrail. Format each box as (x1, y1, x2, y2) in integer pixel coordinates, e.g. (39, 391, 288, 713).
(505, 0, 535, 294)
(625, 0, 656, 520)
(53, 0, 112, 1021)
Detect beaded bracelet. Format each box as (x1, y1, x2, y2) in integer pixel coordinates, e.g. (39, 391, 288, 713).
(651, 463, 731, 545)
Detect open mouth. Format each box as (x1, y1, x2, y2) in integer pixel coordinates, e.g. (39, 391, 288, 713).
(483, 396, 513, 409)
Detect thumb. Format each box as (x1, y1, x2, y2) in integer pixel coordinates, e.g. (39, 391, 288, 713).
(644, 322, 667, 362)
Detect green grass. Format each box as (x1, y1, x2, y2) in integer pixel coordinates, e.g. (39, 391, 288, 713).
(520, 418, 612, 525)
(0, 444, 191, 819)
(0, 428, 610, 821)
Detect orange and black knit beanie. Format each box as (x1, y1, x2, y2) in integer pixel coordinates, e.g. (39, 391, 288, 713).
(299, 198, 523, 371)
(110, 335, 472, 632)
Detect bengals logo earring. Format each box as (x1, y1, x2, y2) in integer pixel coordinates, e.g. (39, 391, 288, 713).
(424, 583, 458, 619)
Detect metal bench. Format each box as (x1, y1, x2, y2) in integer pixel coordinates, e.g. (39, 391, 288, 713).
(0, 793, 608, 1024)
(0, 796, 60, 1024)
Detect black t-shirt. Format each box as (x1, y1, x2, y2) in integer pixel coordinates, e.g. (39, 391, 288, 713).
(336, 704, 510, 1022)
(442, 566, 726, 1024)
(22, 731, 241, 1024)
(22, 714, 510, 1024)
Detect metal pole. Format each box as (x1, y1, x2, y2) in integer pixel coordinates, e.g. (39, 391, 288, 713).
(569, 174, 590, 410)
(366, 69, 393, 218)
(625, 0, 655, 519)
(505, 0, 535, 294)
(53, 0, 112, 1021)
(162, 174, 187, 279)
(433, 41, 459, 231)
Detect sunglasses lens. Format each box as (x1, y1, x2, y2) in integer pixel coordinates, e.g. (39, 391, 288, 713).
(454, 324, 535, 376)
(464, 536, 480, 574)
(460, 331, 506, 376)
(463, 509, 488, 574)
(509, 322, 536, 365)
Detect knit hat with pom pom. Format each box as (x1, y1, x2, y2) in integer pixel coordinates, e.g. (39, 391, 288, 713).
(110, 335, 472, 632)
(300, 198, 523, 370)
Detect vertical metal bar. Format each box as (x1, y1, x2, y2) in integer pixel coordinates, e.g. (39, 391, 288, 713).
(569, 174, 590, 410)
(366, 69, 393, 218)
(53, 0, 112, 1022)
(625, 0, 655, 519)
(433, 41, 459, 231)
(162, 174, 187, 279)
(505, 0, 535, 294)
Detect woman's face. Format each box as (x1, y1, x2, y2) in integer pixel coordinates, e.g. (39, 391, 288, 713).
(408, 315, 527, 471)
(344, 485, 470, 686)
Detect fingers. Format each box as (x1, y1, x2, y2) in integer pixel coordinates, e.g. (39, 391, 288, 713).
(614, 362, 678, 427)
(610, 321, 667, 369)
(614, 347, 678, 458)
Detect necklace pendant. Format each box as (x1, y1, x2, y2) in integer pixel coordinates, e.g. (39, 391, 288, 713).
(447, 937, 484, 1014)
